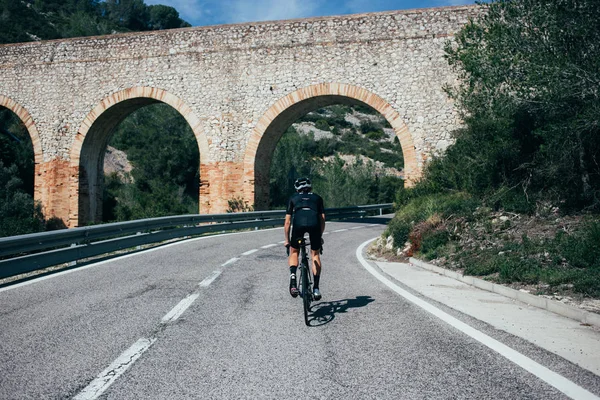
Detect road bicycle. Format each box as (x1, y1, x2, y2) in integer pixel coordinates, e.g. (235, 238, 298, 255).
(287, 236, 316, 326)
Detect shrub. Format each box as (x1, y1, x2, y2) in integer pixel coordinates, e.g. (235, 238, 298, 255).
(366, 130, 385, 140)
(227, 197, 253, 213)
(315, 119, 330, 131)
(385, 192, 479, 253)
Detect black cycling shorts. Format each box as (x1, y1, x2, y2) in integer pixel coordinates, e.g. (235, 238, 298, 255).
(290, 225, 322, 251)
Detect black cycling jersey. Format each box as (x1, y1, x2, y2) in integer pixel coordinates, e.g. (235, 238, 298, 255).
(286, 191, 325, 251)
(286, 192, 325, 228)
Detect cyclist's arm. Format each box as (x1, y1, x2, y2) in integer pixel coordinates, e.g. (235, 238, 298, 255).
(320, 213, 325, 234)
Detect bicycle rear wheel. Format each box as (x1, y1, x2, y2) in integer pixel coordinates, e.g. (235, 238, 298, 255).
(301, 264, 311, 326)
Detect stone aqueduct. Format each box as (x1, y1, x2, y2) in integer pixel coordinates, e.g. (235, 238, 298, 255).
(0, 5, 478, 227)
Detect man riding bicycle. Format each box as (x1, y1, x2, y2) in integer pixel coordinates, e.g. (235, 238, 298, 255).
(284, 177, 325, 300)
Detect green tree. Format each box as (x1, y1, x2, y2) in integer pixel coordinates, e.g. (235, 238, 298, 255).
(443, 0, 600, 210)
(0, 0, 60, 43)
(104, 104, 199, 221)
(103, 0, 149, 31)
(0, 109, 35, 195)
(0, 161, 44, 237)
(148, 4, 190, 30)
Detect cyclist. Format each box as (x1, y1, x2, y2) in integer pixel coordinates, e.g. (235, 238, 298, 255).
(284, 177, 325, 300)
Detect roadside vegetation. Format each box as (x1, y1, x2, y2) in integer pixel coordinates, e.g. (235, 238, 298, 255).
(380, 0, 600, 299)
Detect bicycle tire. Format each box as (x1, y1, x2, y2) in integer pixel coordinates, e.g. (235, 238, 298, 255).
(301, 262, 310, 326)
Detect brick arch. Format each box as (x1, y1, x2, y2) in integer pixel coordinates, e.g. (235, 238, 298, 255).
(69, 87, 209, 226)
(0, 95, 43, 165)
(242, 83, 418, 209)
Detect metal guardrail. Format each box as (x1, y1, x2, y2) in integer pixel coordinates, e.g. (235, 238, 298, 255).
(0, 203, 392, 280)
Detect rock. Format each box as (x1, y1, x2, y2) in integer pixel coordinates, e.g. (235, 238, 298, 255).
(385, 235, 394, 250)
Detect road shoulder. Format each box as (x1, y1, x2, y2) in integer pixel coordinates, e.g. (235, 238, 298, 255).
(373, 259, 600, 377)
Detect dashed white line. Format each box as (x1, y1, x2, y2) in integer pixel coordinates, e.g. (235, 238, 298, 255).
(350, 226, 364, 230)
(221, 257, 239, 267)
(199, 271, 222, 287)
(356, 238, 600, 400)
(333, 229, 348, 233)
(73, 338, 156, 400)
(242, 249, 258, 256)
(278, 240, 286, 244)
(261, 243, 278, 249)
(161, 293, 200, 324)
(323, 232, 330, 235)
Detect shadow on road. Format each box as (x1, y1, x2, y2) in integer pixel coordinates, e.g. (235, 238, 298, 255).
(307, 296, 375, 327)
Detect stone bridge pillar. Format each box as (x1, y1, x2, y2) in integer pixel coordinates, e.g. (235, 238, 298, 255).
(36, 159, 73, 225)
(200, 161, 247, 213)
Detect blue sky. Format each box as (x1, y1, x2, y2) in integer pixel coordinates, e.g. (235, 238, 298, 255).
(145, 0, 479, 27)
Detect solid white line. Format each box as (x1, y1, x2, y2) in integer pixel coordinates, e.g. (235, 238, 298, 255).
(73, 338, 156, 400)
(333, 229, 348, 232)
(221, 257, 239, 267)
(241, 249, 258, 256)
(356, 238, 600, 400)
(322, 232, 330, 235)
(199, 271, 222, 287)
(261, 243, 278, 249)
(161, 293, 200, 323)
(350, 226, 364, 230)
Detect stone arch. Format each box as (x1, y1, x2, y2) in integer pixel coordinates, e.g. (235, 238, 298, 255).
(242, 83, 418, 210)
(70, 87, 209, 226)
(0, 95, 46, 209)
(0, 95, 43, 165)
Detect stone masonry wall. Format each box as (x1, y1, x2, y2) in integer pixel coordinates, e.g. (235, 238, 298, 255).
(0, 5, 480, 224)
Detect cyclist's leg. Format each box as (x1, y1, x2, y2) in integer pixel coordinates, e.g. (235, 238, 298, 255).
(288, 226, 303, 297)
(308, 226, 322, 297)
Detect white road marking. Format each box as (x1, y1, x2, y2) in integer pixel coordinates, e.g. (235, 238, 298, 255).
(278, 240, 286, 244)
(356, 238, 600, 400)
(241, 249, 258, 256)
(161, 293, 200, 324)
(199, 271, 222, 287)
(350, 226, 364, 230)
(73, 338, 156, 400)
(221, 257, 239, 267)
(322, 232, 330, 235)
(261, 243, 278, 249)
(333, 229, 348, 232)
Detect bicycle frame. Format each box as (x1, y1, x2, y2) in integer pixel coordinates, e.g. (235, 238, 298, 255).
(298, 237, 313, 326)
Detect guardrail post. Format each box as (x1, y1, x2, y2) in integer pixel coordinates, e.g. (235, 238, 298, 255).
(380, 207, 383, 216)
(136, 232, 142, 250)
(68, 243, 77, 267)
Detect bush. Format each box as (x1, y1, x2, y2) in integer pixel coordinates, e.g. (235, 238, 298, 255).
(227, 197, 254, 213)
(420, 229, 450, 260)
(0, 162, 45, 237)
(315, 119, 330, 131)
(366, 130, 385, 140)
(557, 221, 600, 269)
(385, 192, 479, 254)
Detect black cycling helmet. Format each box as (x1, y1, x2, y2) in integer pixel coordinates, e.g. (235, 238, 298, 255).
(294, 177, 312, 192)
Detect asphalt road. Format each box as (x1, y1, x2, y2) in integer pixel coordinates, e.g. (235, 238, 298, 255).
(1, 217, 599, 399)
